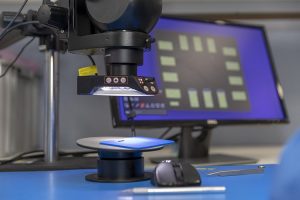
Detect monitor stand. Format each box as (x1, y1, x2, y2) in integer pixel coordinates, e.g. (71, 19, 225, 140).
(150, 126, 258, 166)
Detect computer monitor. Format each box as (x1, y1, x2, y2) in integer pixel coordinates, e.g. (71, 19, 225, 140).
(110, 17, 288, 165)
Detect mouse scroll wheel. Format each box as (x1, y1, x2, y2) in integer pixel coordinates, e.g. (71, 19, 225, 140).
(173, 164, 184, 182)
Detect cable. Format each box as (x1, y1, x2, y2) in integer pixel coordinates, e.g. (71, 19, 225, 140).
(127, 97, 137, 137)
(0, 21, 40, 42)
(0, 21, 59, 44)
(0, 150, 43, 165)
(0, 0, 29, 37)
(166, 132, 181, 141)
(159, 127, 173, 139)
(87, 55, 96, 65)
(0, 21, 59, 52)
(0, 37, 35, 78)
(59, 150, 97, 158)
(0, 150, 97, 165)
(0, 20, 60, 79)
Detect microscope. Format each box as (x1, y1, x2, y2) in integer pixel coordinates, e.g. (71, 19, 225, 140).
(1, 0, 162, 181)
(44, 0, 163, 182)
(38, 0, 160, 96)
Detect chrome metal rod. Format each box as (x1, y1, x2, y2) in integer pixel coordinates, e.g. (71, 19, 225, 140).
(44, 50, 59, 163)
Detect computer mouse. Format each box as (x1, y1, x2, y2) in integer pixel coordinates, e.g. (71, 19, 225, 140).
(151, 160, 201, 187)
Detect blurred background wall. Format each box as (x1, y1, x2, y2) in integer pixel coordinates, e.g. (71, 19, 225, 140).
(0, 0, 300, 153)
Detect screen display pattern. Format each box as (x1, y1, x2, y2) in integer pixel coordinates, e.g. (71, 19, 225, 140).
(155, 30, 250, 111)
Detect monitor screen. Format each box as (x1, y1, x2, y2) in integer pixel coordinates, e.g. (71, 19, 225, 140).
(110, 17, 288, 127)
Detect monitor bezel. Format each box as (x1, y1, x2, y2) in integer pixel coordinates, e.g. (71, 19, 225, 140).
(110, 17, 289, 128)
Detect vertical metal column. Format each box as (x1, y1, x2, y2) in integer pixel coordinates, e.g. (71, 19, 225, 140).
(44, 50, 59, 163)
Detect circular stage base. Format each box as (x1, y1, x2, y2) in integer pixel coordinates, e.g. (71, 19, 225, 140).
(77, 137, 162, 183)
(85, 172, 152, 183)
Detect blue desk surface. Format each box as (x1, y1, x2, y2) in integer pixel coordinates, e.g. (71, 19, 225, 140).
(0, 164, 276, 200)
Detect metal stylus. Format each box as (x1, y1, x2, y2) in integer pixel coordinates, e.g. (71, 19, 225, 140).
(122, 186, 226, 195)
(207, 165, 265, 176)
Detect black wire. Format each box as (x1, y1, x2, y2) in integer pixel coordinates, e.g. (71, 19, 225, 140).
(0, 150, 43, 165)
(0, 21, 40, 41)
(59, 150, 97, 158)
(127, 97, 137, 137)
(0, 150, 97, 165)
(0, 0, 29, 37)
(158, 127, 173, 139)
(87, 55, 96, 65)
(0, 21, 59, 42)
(0, 20, 60, 79)
(0, 37, 35, 78)
(165, 132, 181, 141)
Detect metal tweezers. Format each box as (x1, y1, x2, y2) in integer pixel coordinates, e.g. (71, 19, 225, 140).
(207, 165, 265, 177)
